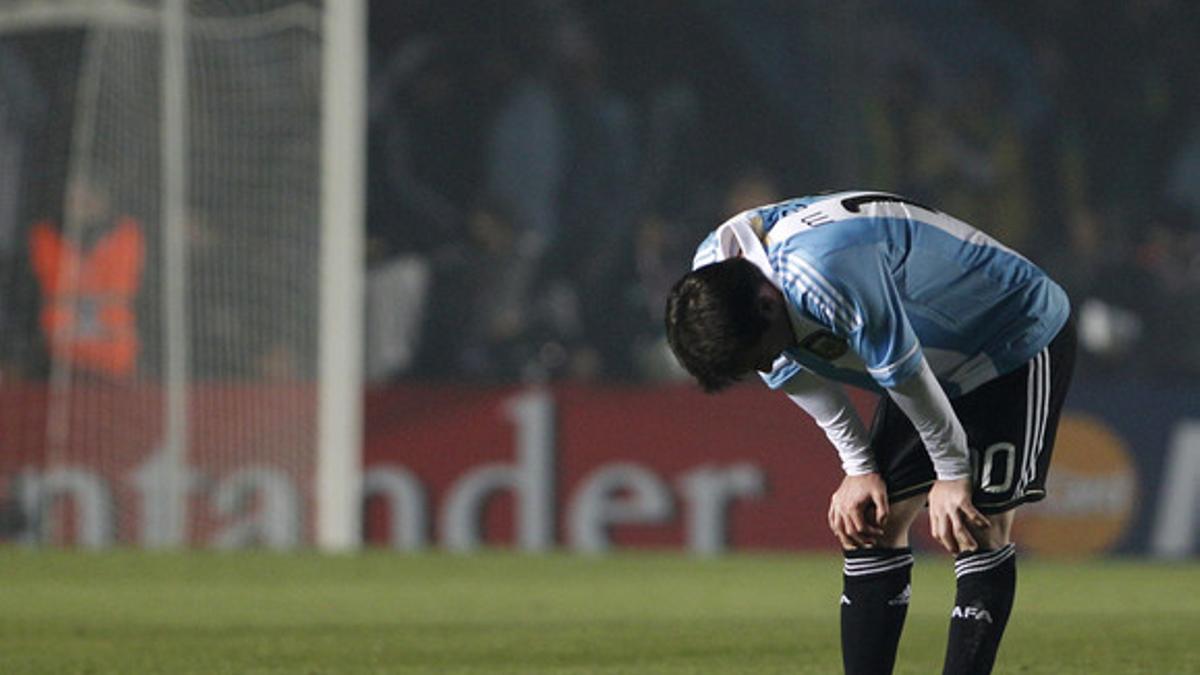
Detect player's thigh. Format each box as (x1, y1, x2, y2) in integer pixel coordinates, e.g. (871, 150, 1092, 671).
(877, 492, 925, 548)
(867, 397, 936, 502)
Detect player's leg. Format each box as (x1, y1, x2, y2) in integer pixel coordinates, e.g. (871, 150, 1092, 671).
(942, 510, 1017, 675)
(941, 315, 1076, 675)
(839, 395, 938, 675)
(840, 493, 923, 675)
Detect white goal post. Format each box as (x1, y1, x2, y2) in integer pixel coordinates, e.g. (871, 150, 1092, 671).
(0, 0, 365, 551)
(317, 0, 365, 551)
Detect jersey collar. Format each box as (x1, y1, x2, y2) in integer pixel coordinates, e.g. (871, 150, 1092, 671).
(715, 215, 779, 288)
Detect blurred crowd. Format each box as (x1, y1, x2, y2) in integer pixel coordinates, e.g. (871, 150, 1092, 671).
(370, 0, 1200, 384)
(366, 1, 718, 383)
(1, 1, 1197, 386)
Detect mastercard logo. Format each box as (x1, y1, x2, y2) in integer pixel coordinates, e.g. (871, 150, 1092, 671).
(1015, 413, 1138, 556)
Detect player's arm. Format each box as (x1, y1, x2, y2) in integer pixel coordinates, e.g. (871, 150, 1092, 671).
(782, 372, 874, 474)
(886, 359, 989, 553)
(781, 373, 888, 548)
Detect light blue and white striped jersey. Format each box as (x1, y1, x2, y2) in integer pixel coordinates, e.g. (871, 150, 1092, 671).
(692, 191, 1070, 397)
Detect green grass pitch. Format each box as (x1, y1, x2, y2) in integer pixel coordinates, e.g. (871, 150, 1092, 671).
(0, 549, 1196, 674)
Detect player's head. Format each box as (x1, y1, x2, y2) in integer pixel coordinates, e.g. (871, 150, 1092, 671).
(664, 258, 791, 392)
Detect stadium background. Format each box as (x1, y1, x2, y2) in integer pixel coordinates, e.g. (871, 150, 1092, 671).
(0, 0, 1196, 558)
(360, 0, 1200, 559)
(1, 2, 1198, 674)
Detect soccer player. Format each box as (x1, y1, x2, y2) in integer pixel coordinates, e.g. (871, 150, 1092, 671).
(665, 191, 1076, 675)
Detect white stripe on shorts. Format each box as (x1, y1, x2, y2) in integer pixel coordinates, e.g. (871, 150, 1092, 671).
(1016, 349, 1051, 498)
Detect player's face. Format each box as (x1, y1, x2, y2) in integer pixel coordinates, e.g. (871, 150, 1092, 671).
(736, 283, 796, 376)
(741, 331, 786, 374)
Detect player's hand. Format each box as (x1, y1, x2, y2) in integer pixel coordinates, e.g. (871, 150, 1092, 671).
(828, 473, 890, 549)
(927, 477, 990, 554)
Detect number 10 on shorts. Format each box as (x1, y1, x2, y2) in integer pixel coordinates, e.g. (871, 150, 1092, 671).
(976, 442, 1017, 494)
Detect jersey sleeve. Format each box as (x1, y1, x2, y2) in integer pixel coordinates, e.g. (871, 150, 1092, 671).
(885, 359, 971, 479)
(758, 355, 804, 389)
(777, 244, 923, 389)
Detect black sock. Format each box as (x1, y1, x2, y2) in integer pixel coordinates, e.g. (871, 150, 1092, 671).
(942, 543, 1017, 675)
(840, 547, 913, 675)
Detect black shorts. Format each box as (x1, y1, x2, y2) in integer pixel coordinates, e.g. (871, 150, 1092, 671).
(868, 315, 1077, 514)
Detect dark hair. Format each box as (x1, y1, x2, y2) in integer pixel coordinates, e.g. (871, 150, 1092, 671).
(664, 258, 770, 392)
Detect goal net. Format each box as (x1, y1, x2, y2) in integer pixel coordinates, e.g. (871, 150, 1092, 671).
(0, 0, 363, 549)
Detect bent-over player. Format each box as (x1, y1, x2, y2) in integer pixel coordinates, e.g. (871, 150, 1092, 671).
(665, 191, 1076, 674)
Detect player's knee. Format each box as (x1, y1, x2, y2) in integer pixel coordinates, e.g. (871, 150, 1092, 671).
(877, 494, 924, 548)
(876, 530, 911, 549)
(971, 510, 1015, 549)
